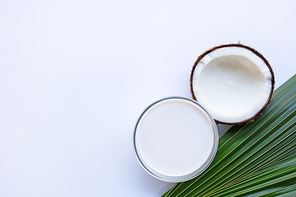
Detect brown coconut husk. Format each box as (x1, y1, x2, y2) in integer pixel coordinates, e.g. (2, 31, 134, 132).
(190, 43, 275, 125)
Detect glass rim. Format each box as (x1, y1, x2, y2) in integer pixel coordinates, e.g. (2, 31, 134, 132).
(133, 96, 219, 182)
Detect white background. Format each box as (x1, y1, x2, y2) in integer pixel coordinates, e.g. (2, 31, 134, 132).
(0, 0, 295, 196)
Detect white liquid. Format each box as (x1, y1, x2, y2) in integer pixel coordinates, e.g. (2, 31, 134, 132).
(135, 98, 215, 178)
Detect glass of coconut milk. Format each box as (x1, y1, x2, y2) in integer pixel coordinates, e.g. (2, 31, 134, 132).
(133, 97, 219, 182)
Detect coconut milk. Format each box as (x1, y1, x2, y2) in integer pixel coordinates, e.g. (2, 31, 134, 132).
(134, 97, 217, 181)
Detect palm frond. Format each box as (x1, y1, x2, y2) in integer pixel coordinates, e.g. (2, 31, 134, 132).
(163, 74, 296, 197)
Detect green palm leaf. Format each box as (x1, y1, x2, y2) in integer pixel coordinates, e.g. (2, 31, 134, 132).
(162, 74, 296, 197)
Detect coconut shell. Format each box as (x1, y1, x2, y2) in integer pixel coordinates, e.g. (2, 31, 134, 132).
(190, 43, 275, 125)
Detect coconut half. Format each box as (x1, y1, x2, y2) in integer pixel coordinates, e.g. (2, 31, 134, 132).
(190, 44, 275, 125)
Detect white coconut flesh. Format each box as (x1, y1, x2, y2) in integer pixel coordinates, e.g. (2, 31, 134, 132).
(191, 46, 273, 124)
